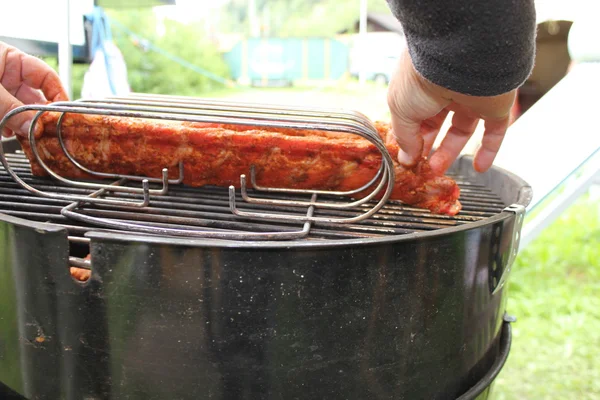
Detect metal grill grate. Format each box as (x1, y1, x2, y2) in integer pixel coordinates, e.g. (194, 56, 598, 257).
(0, 151, 506, 242)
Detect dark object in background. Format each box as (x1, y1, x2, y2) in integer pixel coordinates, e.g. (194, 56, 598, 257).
(517, 20, 573, 116)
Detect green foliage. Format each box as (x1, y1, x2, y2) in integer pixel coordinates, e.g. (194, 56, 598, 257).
(44, 9, 230, 99)
(284, 0, 392, 37)
(0, 231, 22, 390)
(108, 9, 230, 96)
(219, 0, 392, 37)
(493, 193, 600, 399)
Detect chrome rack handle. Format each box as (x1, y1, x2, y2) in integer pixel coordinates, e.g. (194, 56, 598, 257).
(47, 101, 383, 144)
(94, 95, 379, 134)
(0, 106, 152, 208)
(229, 180, 391, 225)
(248, 164, 383, 197)
(54, 110, 185, 186)
(28, 110, 180, 196)
(239, 171, 386, 210)
(61, 189, 318, 241)
(69, 256, 91, 270)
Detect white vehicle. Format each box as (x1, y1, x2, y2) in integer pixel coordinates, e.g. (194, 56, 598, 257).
(348, 31, 406, 85)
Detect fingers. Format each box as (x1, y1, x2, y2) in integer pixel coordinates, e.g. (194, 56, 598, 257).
(387, 49, 450, 167)
(14, 85, 46, 105)
(0, 44, 59, 138)
(429, 111, 479, 175)
(385, 46, 515, 173)
(387, 76, 425, 166)
(473, 116, 509, 172)
(20, 52, 69, 102)
(421, 108, 450, 157)
(0, 43, 68, 103)
(0, 83, 40, 138)
(389, 105, 424, 166)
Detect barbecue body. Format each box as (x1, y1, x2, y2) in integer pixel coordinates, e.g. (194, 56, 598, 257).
(18, 113, 461, 215)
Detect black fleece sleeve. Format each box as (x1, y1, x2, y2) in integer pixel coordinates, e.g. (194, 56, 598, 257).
(386, 0, 537, 96)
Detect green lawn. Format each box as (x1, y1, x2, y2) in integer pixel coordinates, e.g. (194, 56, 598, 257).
(493, 192, 600, 399)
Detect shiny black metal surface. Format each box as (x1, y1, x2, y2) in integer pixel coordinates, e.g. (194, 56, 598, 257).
(1, 208, 521, 400)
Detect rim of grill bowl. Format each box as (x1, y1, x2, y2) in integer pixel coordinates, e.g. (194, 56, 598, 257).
(83, 157, 531, 250)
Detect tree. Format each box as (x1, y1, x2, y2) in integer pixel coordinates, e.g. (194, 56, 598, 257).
(107, 9, 230, 95)
(217, 0, 393, 37)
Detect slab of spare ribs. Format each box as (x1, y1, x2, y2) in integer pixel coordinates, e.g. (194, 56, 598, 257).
(18, 112, 462, 216)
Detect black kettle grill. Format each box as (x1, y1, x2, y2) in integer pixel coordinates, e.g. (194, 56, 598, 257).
(0, 96, 531, 400)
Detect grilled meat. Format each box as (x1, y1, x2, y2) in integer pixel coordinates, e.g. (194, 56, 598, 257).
(18, 112, 461, 215)
(70, 254, 91, 282)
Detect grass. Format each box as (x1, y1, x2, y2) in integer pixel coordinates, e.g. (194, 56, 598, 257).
(0, 230, 23, 389)
(492, 191, 600, 399)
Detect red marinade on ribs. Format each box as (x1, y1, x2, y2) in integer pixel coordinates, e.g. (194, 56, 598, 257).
(17, 112, 462, 215)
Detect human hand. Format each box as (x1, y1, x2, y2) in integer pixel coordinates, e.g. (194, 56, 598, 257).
(0, 42, 68, 138)
(387, 48, 516, 174)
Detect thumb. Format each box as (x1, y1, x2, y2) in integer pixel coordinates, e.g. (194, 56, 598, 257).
(388, 92, 424, 167)
(387, 50, 449, 166)
(0, 84, 42, 138)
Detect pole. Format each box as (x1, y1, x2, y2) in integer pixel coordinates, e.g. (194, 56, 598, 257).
(58, 0, 73, 99)
(248, 0, 260, 37)
(358, 0, 368, 85)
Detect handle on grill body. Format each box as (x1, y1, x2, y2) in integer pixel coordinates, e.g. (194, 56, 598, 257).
(489, 205, 526, 295)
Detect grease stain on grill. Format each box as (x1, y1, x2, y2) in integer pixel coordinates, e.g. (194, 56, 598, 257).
(0, 151, 506, 242)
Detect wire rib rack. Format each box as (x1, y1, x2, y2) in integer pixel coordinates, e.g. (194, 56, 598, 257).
(0, 94, 398, 244)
